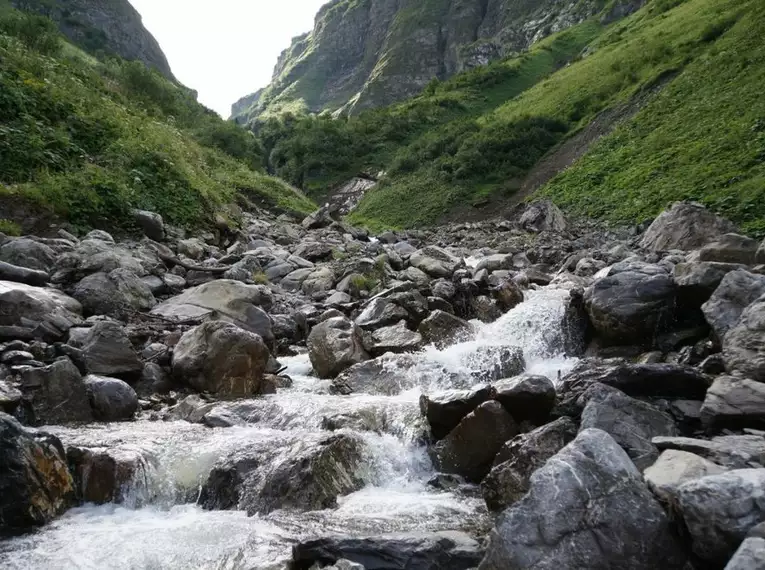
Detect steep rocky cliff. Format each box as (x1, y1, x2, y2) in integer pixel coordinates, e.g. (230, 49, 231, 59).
(10, 0, 174, 79)
(233, 0, 644, 121)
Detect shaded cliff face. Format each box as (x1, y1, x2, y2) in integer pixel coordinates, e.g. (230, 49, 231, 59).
(10, 0, 174, 79)
(233, 0, 642, 121)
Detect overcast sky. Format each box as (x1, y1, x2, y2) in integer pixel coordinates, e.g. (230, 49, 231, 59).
(128, 0, 327, 118)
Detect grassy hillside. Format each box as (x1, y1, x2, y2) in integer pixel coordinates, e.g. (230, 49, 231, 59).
(0, 4, 315, 233)
(256, 0, 763, 233)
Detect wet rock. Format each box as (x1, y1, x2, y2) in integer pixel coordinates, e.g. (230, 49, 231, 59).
(0, 412, 74, 532)
(420, 385, 495, 440)
(67, 445, 153, 504)
(470, 295, 502, 323)
(584, 261, 676, 346)
(17, 358, 93, 425)
(493, 374, 555, 425)
(492, 279, 524, 312)
(0, 281, 82, 340)
(81, 321, 143, 378)
(0, 238, 57, 272)
(291, 531, 484, 570)
(172, 321, 271, 396)
(331, 353, 433, 396)
(700, 376, 765, 431)
(580, 384, 677, 469)
(699, 233, 759, 265)
(643, 449, 725, 503)
(308, 317, 369, 379)
(84, 375, 138, 421)
(355, 298, 408, 330)
(676, 468, 765, 566)
(640, 202, 736, 252)
(364, 321, 422, 356)
(151, 280, 273, 341)
(132, 209, 165, 241)
(417, 310, 473, 349)
(409, 246, 463, 278)
(519, 200, 567, 233)
(432, 401, 517, 483)
(72, 268, 156, 316)
(703, 270, 765, 340)
(673, 261, 744, 307)
(723, 295, 765, 381)
(478, 429, 687, 570)
(561, 288, 591, 356)
(653, 435, 765, 469)
(167, 394, 218, 423)
(482, 417, 577, 512)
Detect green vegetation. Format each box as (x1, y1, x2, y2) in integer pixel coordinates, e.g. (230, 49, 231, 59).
(0, 219, 22, 236)
(255, 0, 765, 232)
(0, 5, 315, 232)
(252, 271, 270, 285)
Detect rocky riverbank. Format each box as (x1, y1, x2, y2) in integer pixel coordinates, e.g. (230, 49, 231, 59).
(1, 200, 765, 569)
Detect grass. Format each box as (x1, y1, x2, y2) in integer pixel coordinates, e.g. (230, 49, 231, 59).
(0, 5, 315, 232)
(0, 219, 21, 236)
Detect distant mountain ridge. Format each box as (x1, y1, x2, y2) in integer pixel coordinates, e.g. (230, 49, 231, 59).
(232, 0, 645, 122)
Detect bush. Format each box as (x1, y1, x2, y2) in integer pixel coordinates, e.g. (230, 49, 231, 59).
(0, 11, 60, 55)
(0, 219, 21, 236)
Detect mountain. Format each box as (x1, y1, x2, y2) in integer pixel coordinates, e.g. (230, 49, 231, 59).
(232, 0, 645, 122)
(9, 0, 175, 80)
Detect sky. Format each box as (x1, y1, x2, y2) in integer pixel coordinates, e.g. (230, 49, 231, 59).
(128, 0, 328, 118)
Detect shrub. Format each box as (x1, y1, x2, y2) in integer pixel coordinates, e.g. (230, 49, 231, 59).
(0, 219, 21, 236)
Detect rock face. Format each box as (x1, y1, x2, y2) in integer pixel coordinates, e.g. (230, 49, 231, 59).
(479, 429, 687, 569)
(723, 295, 765, 381)
(11, 0, 175, 80)
(232, 0, 639, 121)
(640, 202, 736, 251)
(0, 412, 74, 532)
(172, 321, 271, 396)
(308, 317, 370, 379)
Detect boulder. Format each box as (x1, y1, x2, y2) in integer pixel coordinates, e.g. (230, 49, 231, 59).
(0, 260, 49, 286)
(151, 280, 274, 342)
(478, 429, 687, 570)
(703, 270, 765, 340)
(355, 298, 408, 331)
(723, 295, 765, 381)
(699, 233, 759, 265)
(580, 385, 678, 469)
(409, 246, 463, 278)
(172, 321, 271, 396)
(291, 531, 484, 570)
(493, 374, 555, 425)
(67, 445, 153, 504)
(0, 238, 56, 272)
(469, 345, 526, 383)
(84, 375, 139, 421)
(432, 401, 517, 483)
(654, 435, 765, 469)
(644, 449, 725, 503)
(308, 317, 369, 379)
(417, 310, 473, 349)
(482, 417, 577, 512)
(364, 321, 423, 356)
(673, 261, 744, 307)
(80, 321, 143, 378)
(0, 280, 82, 340)
(302, 205, 334, 230)
(470, 295, 502, 323)
(676, 469, 765, 566)
(17, 358, 93, 425)
(72, 268, 156, 316)
(640, 202, 736, 251)
(177, 238, 205, 260)
(0, 412, 74, 532)
(492, 279, 524, 312)
(420, 385, 495, 441)
(293, 241, 333, 262)
(519, 200, 567, 233)
(701, 376, 765, 431)
(302, 267, 335, 296)
(132, 209, 165, 241)
(584, 261, 676, 346)
(724, 536, 765, 570)
(222, 255, 262, 283)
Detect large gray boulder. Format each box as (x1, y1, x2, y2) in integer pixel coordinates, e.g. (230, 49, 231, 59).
(0, 412, 74, 532)
(703, 270, 765, 340)
(672, 261, 744, 307)
(478, 429, 687, 570)
(493, 374, 555, 425)
(418, 310, 473, 349)
(654, 434, 765, 469)
(640, 202, 736, 251)
(81, 321, 143, 378)
(364, 320, 423, 356)
(676, 469, 765, 566)
(723, 295, 765, 381)
(699, 233, 759, 265)
(0, 280, 82, 340)
(701, 375, 765, 431)
(355, 298, 408, 330)
(420, 385, 495, 440)
(172, 321, 271, 396)
(482, 417, 577, 512)
(67, 445, 153, 505)
(132, 209, 165, 241)
(0, 237, 57, 272)
(72, 268, 156, 316)
(519, 200, 567, 233)
(151, 280, 274, 343)
(17, 358, 93, 425)
(308, 317, 370, 379)
(643, 449, 725, 503)
(432, 401, 517, 483)
(725, 535, 765, 570)
(409, 246, 463, 278)
(584, 262, 676, 346)
(84, 375, 139, 421)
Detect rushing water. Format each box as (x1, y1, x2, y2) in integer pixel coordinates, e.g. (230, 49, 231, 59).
(0, 287, 577, 570)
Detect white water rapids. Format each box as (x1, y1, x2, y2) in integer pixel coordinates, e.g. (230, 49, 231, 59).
(0, 287, 578, 569)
